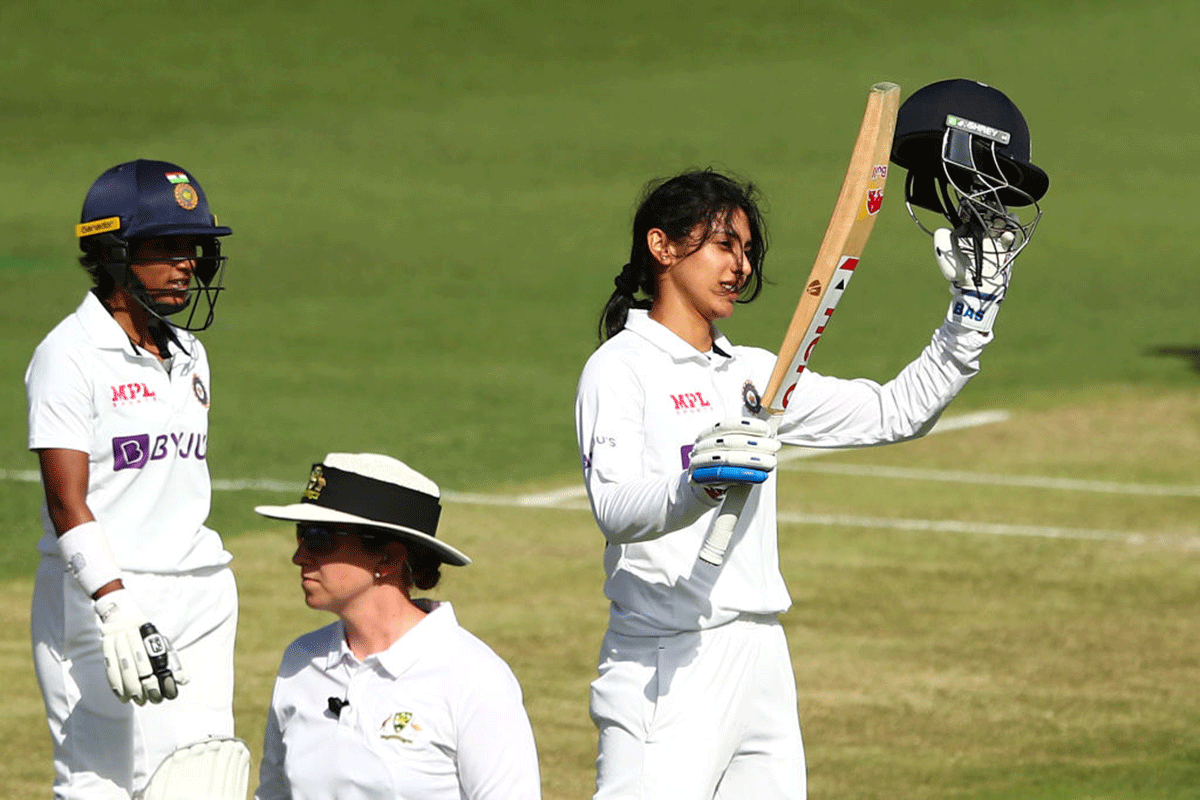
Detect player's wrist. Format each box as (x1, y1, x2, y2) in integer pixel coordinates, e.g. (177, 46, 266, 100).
(57, 520, 122, 598)
(93, 587, 143, 621)
(945, 291, 1001, 332)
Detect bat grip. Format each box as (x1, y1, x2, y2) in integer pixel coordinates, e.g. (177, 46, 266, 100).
(698, 483, 751, 566)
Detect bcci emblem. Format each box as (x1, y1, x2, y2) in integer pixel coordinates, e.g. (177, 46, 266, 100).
(742, 380, 762, 414)
(192, 374, 209, 408)
(379, 711, 419, 743)
(303, 466, 326, 500)
(174, 183, 199, 210)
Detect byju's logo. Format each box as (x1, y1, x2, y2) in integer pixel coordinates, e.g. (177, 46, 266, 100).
(112, 432, 207, 471)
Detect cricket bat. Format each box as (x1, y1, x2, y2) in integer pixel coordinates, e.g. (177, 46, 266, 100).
(697, 81, 901, 567)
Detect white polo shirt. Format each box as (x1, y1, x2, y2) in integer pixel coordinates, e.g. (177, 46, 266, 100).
(256, 601, 541, 800)
(25, 291, 229, 572)
(575, 309, 988, 636)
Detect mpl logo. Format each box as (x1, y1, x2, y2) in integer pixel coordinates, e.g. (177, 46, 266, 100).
(112, 432, 208, 471)
(111, 383, 157, 406)
(670, 392, 713, 413)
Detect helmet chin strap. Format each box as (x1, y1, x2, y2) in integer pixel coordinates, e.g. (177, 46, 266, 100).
(101, 257, 224, 333)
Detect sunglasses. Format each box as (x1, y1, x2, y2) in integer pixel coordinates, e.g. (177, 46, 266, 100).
(295, 524, 360, 556)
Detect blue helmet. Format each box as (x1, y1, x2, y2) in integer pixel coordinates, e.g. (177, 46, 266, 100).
(76, 159, 232, 331)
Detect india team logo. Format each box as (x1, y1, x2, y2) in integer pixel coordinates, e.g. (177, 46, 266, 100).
(742, 380, 762, 414)
(174, 183, 199, 210)
(192, 374, 210, 408)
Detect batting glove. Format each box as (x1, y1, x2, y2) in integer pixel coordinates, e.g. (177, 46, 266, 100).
(689, 417, 781, 494)
(934, 228, 1018, 333)
(94, 589, 188, 705)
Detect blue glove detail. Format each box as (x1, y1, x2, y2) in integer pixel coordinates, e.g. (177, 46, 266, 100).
(690, 465, 769, 485)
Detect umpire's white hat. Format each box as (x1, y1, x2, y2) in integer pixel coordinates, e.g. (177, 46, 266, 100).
(254, 453, 470, 566)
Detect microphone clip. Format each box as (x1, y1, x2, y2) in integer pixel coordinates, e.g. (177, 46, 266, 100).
(328, 697, 350, 718)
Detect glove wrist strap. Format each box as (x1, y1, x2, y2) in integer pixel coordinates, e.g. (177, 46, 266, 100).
(946, 291, 1001, 332)
(57, 520, 122, 598)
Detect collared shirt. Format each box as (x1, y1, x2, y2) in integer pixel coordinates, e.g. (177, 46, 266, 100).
(575, 309, 988, 636)
(256, 601, 542, 800)
(25, 291, 228, 572)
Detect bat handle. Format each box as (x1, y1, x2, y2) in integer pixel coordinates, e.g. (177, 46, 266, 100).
(698, 483, 752, 566)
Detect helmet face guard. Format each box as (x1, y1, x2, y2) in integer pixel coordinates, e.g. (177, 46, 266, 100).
(76, 160, 232, 332)
(891, 80, 1048, 266)
(95, 234, 228, 331)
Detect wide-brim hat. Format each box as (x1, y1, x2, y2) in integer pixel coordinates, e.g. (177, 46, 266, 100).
(254, 453, 470, 566)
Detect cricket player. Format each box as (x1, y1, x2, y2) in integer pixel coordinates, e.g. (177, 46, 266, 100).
(576, 89, 1047, 800)
(26, 160, 238, 799)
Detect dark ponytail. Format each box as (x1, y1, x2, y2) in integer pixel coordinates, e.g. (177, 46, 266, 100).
(597, 168, 768, 342)
(598, 262, 655, 342)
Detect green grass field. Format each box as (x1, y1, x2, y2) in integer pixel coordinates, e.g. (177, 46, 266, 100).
(1, 0, 1198, 797)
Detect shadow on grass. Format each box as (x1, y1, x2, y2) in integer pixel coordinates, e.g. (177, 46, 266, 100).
(1150, 345, 1200, 373)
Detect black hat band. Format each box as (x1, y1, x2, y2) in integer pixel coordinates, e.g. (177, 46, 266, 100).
(300, 463, 441, 537)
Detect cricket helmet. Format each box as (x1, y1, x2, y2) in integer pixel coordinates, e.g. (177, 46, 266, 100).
(76, 159, 232, 331)
(890, 79, 1047, 255)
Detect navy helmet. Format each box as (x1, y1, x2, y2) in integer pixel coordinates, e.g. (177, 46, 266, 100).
(890, 79, 1047, 257)
(76, 160, 232, 331)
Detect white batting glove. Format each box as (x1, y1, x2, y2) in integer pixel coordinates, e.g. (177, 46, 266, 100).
(689, 417, 781, 496)
(934, 227, 1018, 332)
(94, 589, 188, 705)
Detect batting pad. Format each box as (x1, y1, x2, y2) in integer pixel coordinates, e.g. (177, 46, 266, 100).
(136, 737, 250, 800)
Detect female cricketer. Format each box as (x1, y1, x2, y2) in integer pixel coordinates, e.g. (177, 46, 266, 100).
(26, 160, 238, 799)
(574, 168, 1020, 799)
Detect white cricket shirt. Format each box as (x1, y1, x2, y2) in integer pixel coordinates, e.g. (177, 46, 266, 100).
(575, 309, 988, 636)
(25, 291, 229, 572)
(256, 601, 541, 800)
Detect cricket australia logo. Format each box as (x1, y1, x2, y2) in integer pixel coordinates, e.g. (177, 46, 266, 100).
(379, 711, 421, 743)
(303, 466, 326, 500)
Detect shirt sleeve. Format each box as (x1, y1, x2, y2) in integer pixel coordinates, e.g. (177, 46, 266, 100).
(26, 342, 94, 452)
(777, 321, 989, 447)
(254, 690, 290, 800)
(575, 351, 716, 546)
(454, 662, 542, 800)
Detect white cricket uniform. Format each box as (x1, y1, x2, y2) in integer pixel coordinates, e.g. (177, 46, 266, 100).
(575, 308, 989, 799)
(26, 291, 237, 800)
(255, 600, 542, 800)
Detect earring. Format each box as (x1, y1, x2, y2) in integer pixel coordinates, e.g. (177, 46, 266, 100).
(374, 570, 382, 580)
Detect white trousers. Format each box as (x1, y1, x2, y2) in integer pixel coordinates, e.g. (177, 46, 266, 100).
(590, 614, 806, 800)
(31, 557, 238, 799)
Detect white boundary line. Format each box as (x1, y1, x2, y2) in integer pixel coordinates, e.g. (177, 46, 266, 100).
(780, 463, 1200, 498)
(775, 511, 1200, 549)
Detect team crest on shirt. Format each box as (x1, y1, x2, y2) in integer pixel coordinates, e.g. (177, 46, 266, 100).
(742, 380, 762, 414)
(379, 710, 421, 743)
(192, 374, 210, 408)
